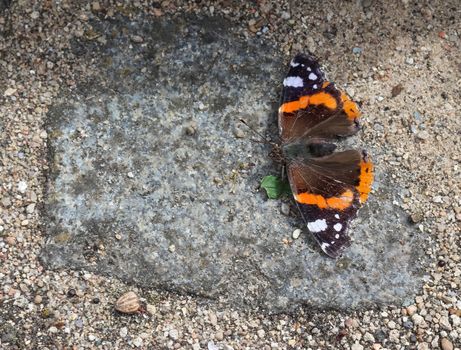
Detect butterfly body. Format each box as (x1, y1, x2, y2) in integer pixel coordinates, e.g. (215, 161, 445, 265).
(278, 53, 373, 258)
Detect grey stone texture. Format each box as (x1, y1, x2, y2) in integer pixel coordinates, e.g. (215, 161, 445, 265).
(42, 15, 425, 312)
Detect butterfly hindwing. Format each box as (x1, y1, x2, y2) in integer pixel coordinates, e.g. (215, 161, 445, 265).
(295, 200, 356, 258)
(286, 149, 373, 257)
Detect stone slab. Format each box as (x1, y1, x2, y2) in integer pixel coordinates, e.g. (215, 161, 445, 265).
(41, 15, 425, 312)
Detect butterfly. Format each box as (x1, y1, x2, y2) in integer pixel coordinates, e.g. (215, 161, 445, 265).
(278, 53, 373, 258)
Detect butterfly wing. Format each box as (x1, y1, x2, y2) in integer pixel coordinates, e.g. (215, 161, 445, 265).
(278, 53, 360, 142)
(286, 150, 373, 257)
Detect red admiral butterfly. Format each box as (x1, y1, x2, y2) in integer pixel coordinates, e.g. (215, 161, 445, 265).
(279, 54, 373, 258)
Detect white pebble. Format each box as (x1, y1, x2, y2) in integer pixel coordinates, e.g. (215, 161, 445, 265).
(133, 337, 143, 347)
(17, 181, 28, 193)
(4, 87, 17, 96)
(26, 203, 35, 214)
(292, 229, 301, 239)
(120, 327, 128, 337)
(351, 343, 363, 350)
(412, 314, 425, 326)
(169, 328, 179, 340)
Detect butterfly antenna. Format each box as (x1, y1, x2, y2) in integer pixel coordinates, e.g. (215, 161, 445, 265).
(239, 119, 275, 146)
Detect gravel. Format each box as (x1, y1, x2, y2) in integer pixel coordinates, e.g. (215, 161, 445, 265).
(0, 0, 460, 349)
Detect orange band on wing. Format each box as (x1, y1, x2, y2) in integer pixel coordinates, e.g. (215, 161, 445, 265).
(356, 160, 373, 203)
(295, 189, 354, 210)
(341, 92, 361, 120)
(309, 92, 338, 110)
(279, 96, 310, 113)
(279, 92, 338, 113)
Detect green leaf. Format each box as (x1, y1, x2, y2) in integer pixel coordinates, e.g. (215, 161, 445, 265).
(260, 175, 291, 199)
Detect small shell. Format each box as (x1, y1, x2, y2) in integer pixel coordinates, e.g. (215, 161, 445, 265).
(115, 291, 140, 314)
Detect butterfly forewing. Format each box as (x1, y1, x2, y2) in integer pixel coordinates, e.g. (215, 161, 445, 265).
(279, 54, 361, 143)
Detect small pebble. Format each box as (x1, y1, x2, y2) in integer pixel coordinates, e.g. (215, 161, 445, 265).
(391, 84, 404, 97)
(234, 128, 245, 138)
(281, 11, 290, 20)
(440, 338, 453, 350)
(409, 213, 423, 224)
(146, 303, 156, 315)
(416, 130, 429, 140)
(412, 314, 425, 326)
(280, 203, 290, 216)
(407, 305, 418, 315)
(292, 229, 301, 240)
(169, 329, 179, 340)
(389, 329, 399, 343)
(1, 197, 11, 208)
(209, 311, 217, 326)
(5, 236, 16, 246)
(257, 329, 265, 338)
(345, 318, 359, 328)
(26, 203, 35, 214)
(403, 321, 414, 329)
(363, 332, 375, 342)
(92, 2, 101, 11)
(4, 87, 17, 96)
(130, 35, 144, 43)
(439, 315, 452, 330)
(120, 327, 128, 338)
(215, 330, 224, 341)
(185, 125, 196, 135)
(133, 337, 143, 347)
(17, 181, 28, 193)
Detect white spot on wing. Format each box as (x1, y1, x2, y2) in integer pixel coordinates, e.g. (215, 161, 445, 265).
(308, 72, 318, 80)
(335, 234, 340, 239)
(307, 66, 311, 71)
(283, 76, 304, 88)
(313, 84, 318, 89)
(320, 242, 330, 252)
(307, 219, 328, 233)
(334, 223, 342, 232)
(290, 60, 300, 67)
(335, 214, 340, 219)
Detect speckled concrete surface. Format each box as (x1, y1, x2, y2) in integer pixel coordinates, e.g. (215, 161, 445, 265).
(0, 1, 460, 349)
